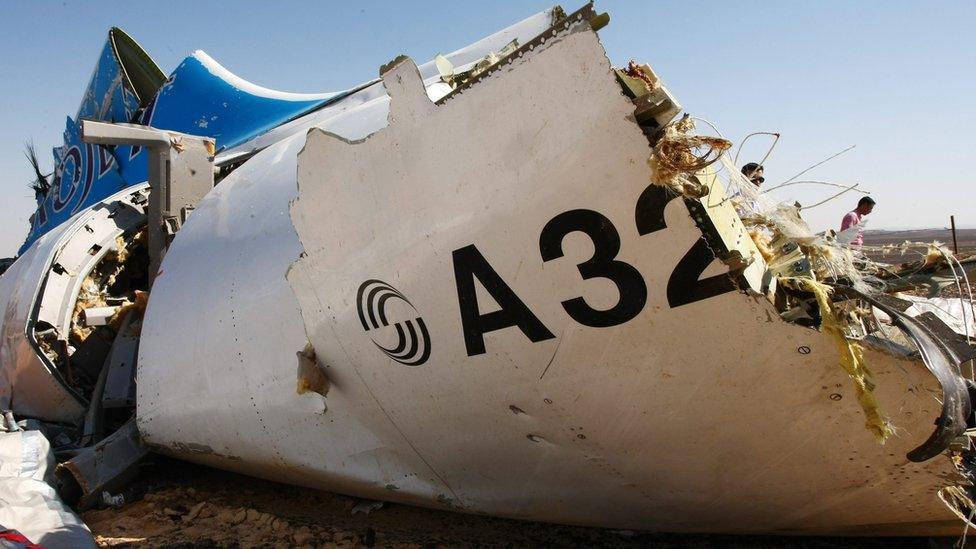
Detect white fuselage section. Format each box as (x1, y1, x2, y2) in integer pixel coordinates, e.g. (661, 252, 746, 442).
(135, 24, 962, 534)
(0, 7, 966, 535)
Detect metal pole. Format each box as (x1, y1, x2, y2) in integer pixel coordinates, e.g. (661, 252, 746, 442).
(950, 215, 958, 255)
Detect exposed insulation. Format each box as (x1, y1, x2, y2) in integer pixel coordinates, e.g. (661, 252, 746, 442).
(939, 485, 976, 529)
(644, 111, 976, 453)
(38, 224, 151, 401)
(71, 276, 107, 343)
(109, 290, 149, 335)
(296, 343, 329, 398)
(781, 277, 893, 443)
(922, 241, 952, 269)
(621, 60, 656, 92)
(747, 229, 774, 263)
(648, 115, 730, 196)
(642, 112, 905, 445)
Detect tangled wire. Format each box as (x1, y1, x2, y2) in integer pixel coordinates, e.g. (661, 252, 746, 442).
(649, 115, 731, 196)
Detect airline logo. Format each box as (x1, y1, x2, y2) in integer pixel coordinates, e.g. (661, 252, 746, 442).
(356, 280, 431, 366)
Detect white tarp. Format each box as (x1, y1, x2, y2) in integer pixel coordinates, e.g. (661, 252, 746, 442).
(0, 426, 94, 548)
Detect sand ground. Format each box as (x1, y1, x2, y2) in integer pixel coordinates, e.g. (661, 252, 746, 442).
(81, 457, 967, 548)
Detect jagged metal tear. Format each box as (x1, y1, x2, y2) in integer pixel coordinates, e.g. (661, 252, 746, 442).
(839, 287, 973, 462)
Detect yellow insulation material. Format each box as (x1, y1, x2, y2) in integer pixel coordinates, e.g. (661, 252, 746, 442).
(296, 342, 329, 397)
(747, 229, 774, 263)
(781, 277, 893, 443)
(109, 290, 149, 333)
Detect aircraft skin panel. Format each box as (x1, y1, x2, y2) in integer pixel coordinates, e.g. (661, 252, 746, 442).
(134, 130, 454, 499)
(1, 182, 157, 425)
(18, 7, 562, 254)
(135, 19, 964, 534)
(0, 215, 89, 423)
(149, 51, 335, 147)
(76, 30, 142, 124)
(217, 6, 558, 163)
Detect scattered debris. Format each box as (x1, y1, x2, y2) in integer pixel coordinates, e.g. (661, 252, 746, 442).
(34, 223, 150, 410)
(5, 2, 976, 542)
(643, 109, 975, 451)
(0, 412, 95, 548)
(57, 420, 150, 511)
(101, 491, 125, 508)
(351, 500, 384, 515)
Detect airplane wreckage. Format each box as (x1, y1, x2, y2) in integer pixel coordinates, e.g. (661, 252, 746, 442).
(2, 3, 976, 542)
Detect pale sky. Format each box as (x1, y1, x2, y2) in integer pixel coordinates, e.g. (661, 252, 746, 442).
(0, 1, 973, 257)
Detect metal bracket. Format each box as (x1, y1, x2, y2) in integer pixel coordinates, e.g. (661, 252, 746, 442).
(102, 312, 140, 409)
(56, 419, 149, 510)
(163, 216, 181, 236)
(81, 120, 214, 283)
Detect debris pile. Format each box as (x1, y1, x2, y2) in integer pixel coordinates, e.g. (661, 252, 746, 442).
(644, 114, 976, 446)
(0, 414, 95, 547)
(37, 229, 149, 401)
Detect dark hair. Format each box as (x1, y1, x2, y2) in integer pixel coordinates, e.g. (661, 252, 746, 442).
(741, 162, 762, 174)
(858, 196, 876, 207)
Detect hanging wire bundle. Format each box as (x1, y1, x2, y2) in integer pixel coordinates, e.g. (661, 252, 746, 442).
(646, 113, 976, 444)
(649, 115, 731, 197)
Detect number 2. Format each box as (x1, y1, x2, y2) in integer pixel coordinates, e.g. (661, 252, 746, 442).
(634, 184, 737, 307)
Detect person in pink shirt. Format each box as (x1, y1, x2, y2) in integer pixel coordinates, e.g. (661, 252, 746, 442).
(840, 196, 875, 248)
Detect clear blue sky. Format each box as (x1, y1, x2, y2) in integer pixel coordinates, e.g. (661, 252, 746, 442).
(1, 1, 973, 257)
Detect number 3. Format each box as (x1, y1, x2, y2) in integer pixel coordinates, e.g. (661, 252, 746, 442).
(539, 209, 648, 327)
